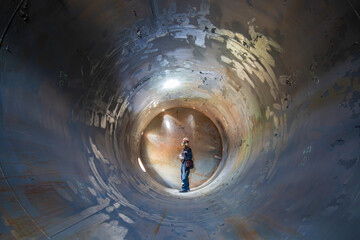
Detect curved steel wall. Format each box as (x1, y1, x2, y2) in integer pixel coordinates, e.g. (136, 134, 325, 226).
(0, 0, 359, 239)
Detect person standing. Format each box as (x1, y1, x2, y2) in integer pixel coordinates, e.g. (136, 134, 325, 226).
(179, 137, 192, 193)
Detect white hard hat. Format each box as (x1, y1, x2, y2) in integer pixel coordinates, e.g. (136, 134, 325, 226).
(183, 137, 189, 142)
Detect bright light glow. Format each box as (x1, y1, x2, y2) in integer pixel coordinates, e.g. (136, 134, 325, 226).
(162, 114, 182, 132)
(162, 109, 165, 112)
(165, 119, 171, 129)
(163, 79, 179, 89)
(187, 114, 195, 129)
(146, 132, 160, 144)
(163, 115, 173, 130)
(138, 157, 146, 172)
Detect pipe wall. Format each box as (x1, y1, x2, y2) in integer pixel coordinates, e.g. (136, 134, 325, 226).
(0, 0, 360, 239)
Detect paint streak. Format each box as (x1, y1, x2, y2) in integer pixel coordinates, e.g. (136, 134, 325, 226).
(227, 218, 261, 240)
(153, 209, 167, 236)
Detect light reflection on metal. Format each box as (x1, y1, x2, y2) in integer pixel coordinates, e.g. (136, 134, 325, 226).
(164, 117, 171, 130)
(138, 157, 146, 172)
(163, 79, 179, 89)
(146, 132, 159, 145)
(187, 114, 195, 130)
(163, 114, 182, 132)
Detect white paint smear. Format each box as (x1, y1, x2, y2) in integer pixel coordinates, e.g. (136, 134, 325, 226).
(118, 213, 135, 224)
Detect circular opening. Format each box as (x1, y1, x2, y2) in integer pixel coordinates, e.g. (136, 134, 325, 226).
(140, 107, 223, 189)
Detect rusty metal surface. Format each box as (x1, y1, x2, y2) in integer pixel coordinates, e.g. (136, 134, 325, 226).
(0, 0, 360, 239)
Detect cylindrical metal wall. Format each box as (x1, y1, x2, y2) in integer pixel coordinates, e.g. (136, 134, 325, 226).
(0, 0, 359, 239)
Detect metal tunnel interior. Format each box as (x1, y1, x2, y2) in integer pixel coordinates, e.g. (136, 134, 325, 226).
(0, 0, 360, 239)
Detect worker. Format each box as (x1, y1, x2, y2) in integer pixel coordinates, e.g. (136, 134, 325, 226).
(179, 137, 192, 192)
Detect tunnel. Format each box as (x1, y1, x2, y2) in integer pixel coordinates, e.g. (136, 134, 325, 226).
(0, 0, 360, 239)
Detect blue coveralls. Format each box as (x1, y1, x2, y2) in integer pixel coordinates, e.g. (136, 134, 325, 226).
(181, 146, 192, 191)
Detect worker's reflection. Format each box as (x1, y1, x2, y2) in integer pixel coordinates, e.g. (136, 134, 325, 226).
(179, 137, 193, 192)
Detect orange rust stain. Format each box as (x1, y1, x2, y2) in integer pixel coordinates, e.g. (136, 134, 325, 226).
(254, 214, 299, 236)
(154, 209, 167, 236)
(225, 67, 242, 92)
(235, 223, 261, 240)
(192, 172, 208, 177)
(227, 218, 262, 240)
(0, 208, 43, 239)
(5, 216, 39, 238)
(24, 181, 71, 217)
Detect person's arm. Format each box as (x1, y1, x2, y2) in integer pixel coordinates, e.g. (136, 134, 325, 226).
(187, 148, 192, 160)
(179, 153, 184, 162)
